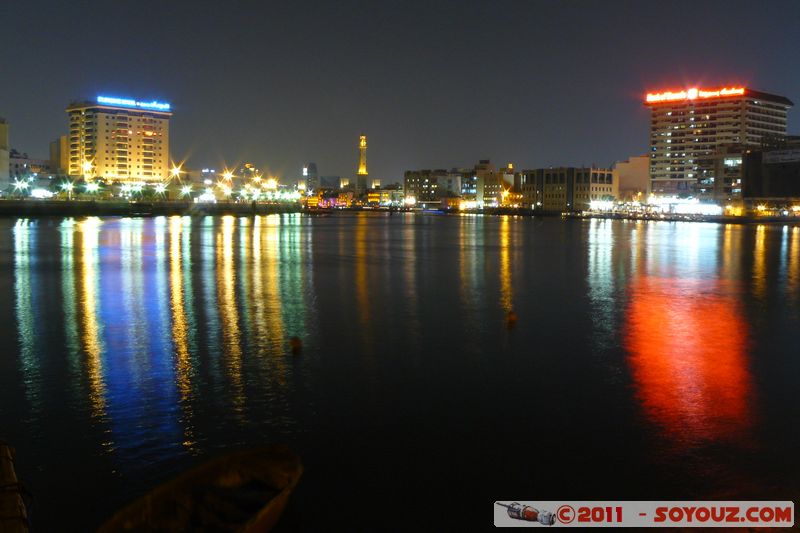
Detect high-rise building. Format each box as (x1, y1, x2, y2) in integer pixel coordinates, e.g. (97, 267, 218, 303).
(355, 134, 368, 195)
(0, 118, 9, 188)
(303, 162, 319, 192)
(644, 85, 792, 199)
(67, 95, 172, 182)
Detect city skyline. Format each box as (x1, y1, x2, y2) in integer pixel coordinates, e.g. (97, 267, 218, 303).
(3, 0, 800, 181)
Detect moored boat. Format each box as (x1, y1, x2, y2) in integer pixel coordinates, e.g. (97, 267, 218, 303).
(99, 446, 302, 532)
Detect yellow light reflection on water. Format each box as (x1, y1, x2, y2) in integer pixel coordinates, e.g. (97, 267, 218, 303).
(217, 216, 245, 417)
(355, 215, 369, 326)
(168, 216, 195, 449)
(77, 217, 108, 425)
(262, 215, 287, 385)
(754, 225, 766, 299)
(790, 227, 800, 298)
(499, 216, 513, 313)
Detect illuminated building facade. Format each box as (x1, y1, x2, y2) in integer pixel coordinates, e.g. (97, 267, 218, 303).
(612, 155, 649, 201)
(9, 151, 51, 179)
(356, 135, 368, 195)
(645, 86, 792, 199)
(67, 96, 172, 182)
(475, 160, 516, 207)
(521, 167, 616, 211)
(403, 169, 467, 207)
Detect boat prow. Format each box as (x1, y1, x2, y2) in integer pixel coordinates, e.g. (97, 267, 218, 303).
(99, 446, 302, 532)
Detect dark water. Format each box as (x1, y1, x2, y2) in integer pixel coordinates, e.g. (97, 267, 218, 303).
(1, 213, 798, 530)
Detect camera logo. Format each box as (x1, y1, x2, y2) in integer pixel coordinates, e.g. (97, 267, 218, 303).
(496, 502, 556, 526)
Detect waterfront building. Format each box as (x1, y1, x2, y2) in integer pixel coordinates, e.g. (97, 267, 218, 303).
(711, 144, 748, 201)
(404, 169, 444, 206)
(355, 135, 368, 195)
(459, 169, 477, 199)
(521, 169, 543, 209)
(49, 135, 69, 175)
(742, 140, 800, 206)
(644, 85, 792, 199)
(0, 118, 9, 188)
(9, 149, 51, 179)
(366, 188, 403, 206)
(403, 168, 465, 207)
(612, 155, 649, 201)
(521, 167, 616, 212)
(475, 160, 516, 207)
(66, 95, 172, 182)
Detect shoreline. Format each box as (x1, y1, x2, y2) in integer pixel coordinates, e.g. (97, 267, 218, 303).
(1, 200, 798, 225)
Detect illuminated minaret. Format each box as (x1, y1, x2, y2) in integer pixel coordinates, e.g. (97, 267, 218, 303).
(356, 134, 368, 195)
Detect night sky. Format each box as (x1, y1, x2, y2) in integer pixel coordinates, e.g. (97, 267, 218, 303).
(3, 0, 800, 181)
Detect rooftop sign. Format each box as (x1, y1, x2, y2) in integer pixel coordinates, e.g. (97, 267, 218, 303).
(645, 86, 745, 104)
(96, 96, 171, 111)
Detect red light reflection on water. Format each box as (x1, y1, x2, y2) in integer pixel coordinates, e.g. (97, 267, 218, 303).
(625, 277, 753, 446)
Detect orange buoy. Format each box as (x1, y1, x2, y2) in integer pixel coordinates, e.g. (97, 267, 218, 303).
(506, 310, 518, 330)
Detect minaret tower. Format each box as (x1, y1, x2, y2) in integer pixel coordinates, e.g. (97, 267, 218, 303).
(356, 134, 368, 195)
(358, 135, 368, 175)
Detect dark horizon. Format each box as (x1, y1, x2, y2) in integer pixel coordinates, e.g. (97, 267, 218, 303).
(3, 0, 800, 180)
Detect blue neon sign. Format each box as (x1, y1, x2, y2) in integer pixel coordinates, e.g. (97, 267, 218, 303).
(97, 95, 171, 111)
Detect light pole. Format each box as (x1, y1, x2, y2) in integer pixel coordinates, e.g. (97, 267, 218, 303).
(61, 181, 74, 201)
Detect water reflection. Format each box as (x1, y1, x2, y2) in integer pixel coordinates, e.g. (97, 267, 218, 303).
(218, 215, 245, 418)
(14, 220, 39, 414)
(169, 216, 196, 449)
(78, 217, 108, 425)
(626, 277, 753, 447)
(615, 222, 755, 449)
(499, 217, 513, 313)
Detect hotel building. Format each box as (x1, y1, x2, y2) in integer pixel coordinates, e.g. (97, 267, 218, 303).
(67, 96, 172, 182)
(645, 86, 792, 200)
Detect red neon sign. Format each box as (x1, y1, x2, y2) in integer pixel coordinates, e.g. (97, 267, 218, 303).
(645, 86, 745, 104)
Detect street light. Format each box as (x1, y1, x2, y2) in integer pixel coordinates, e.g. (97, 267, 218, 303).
(13, 179, 29, 196)
(180, 185, 192, 197)
(154, 183, 167, 195)
(82, 160, 93, 179)
(170, 164, 182, 179)
(86, 182, 100, 193)
(61, 181, 75, 200)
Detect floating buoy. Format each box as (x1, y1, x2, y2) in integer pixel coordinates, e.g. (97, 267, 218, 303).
(289, 336, 302, 355)
(506, 310, 518, 330)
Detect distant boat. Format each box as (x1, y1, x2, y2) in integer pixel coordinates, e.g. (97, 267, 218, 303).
(99, 446, 302, 532)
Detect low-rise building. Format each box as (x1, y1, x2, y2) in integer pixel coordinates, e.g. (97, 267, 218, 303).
(9, 149, 52, 179)
(521, 166, 616, 212)
(742, 145, 800, 206)
(613, 155, 649, 201)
